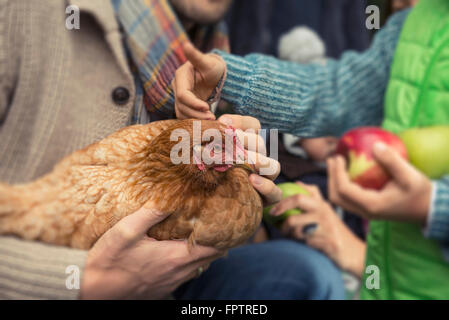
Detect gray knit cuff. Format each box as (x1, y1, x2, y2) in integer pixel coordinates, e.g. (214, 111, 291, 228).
(426, 178, 449, 244)
(211, 49, 253, 112)
(0, 236, 88, 300)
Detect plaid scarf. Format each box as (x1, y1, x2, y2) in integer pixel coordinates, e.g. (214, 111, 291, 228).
(112, 0, 229, 117)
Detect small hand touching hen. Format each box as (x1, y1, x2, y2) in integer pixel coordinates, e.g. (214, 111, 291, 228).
(174, 42, 226, 120)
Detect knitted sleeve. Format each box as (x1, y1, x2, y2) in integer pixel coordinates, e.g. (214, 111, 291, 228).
(0, 237, 87, 300)
(214, 10, 410, 138)
(426, 177, 449, 244)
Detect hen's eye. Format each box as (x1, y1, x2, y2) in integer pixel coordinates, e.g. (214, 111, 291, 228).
(213, 145, 222, 153)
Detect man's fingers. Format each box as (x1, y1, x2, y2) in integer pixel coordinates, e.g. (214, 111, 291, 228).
(249, 174, 282, 206)
(218, 114, 261, 131)
(187, 253, 223, 272)
(179, 255, 219, 285)
(115, 202, 170, 242)
(372, 143, 412, 188)
(184, 42, 211, 73)
(269, 194, 317, 216)
(187, 245, 226, 262)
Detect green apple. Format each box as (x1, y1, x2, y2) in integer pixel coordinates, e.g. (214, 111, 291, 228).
(400, 126, 449, 179)
(263, 182, 310, 228)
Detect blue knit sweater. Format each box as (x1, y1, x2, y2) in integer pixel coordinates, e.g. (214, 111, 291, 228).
(215, 10, 449, 248)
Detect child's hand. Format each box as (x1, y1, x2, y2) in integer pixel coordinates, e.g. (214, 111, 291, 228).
(327, 142, 433, 225)
(173, 42, 226, 120)
(270, 183, 366, 277)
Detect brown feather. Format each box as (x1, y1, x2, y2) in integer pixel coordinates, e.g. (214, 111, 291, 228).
(0, 120, 263, 250)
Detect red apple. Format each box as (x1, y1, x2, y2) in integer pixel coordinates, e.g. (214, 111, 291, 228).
(336, 127, 408, 190)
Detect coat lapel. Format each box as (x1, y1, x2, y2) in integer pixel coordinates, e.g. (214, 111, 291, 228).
(68, 0, 119, 32)
(67, 0, 131, 77)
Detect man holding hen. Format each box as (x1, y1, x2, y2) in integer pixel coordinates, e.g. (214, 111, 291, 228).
(0, 0, 344, 299)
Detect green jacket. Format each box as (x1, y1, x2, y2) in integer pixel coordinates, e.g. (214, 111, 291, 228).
(362, 0, 449, 300)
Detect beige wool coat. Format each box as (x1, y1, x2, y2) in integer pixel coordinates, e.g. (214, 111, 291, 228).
(0, 0, 140, 299)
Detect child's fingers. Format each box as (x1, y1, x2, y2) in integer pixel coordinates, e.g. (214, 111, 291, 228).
(175, 105, 188, 119)
(218, 115, 261, 131)
(246, 150, 280, 180)
(327, 157, 369, 216)
(174, 63, 210, 112)
(235, 130, 267, 155)
(333, 156, 382, 215)
(177, 104, 215, 120)
(183, 42, 211, 73)
(176, 89, 211, 112)
(372, 143, 413, 189)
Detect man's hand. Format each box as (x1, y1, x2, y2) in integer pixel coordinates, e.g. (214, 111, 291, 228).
(173, 42, 226, 120)
(217, 114, 282, 206)
(269, 183, 366, 277)
(80, 203, 224, 300)
(80, 115, 279, 299)
(327, 142, 433, 224)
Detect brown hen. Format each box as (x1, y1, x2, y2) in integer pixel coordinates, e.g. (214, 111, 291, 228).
(0, 120, 262, 250)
